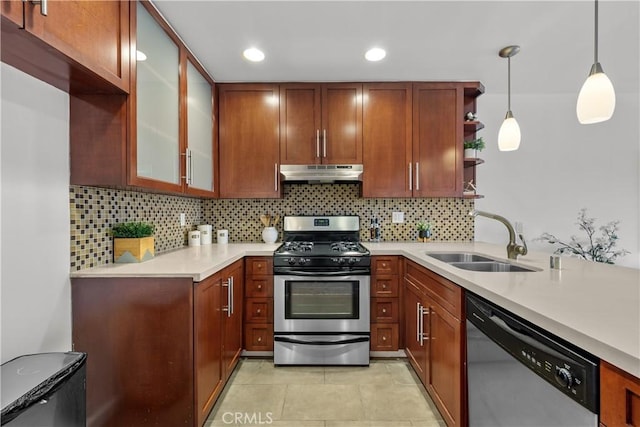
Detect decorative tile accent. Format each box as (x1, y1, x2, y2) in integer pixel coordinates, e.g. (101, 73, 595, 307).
(204, 184, 474, 244)
(70, 185, 202, 270)
(71, 183, 474, 271)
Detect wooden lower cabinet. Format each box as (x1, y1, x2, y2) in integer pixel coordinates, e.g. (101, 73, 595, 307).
(221, 260, 244, 379)
(195, 274, 224, 427)
(403, 259, 464, 427)
(600, 361, 640, 427)
(244, 257, 274, 351)
(370, 256, 401, 351)
(72, 267, 242, 427)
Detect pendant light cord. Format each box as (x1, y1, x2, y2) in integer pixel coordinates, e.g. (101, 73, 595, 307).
(594, 0, 599, 63)
(507, 56, 511, 111)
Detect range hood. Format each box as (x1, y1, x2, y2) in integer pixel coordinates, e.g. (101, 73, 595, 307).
(280, 164, 363, 184)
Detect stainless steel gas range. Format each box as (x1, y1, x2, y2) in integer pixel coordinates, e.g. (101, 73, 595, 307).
(273, 216, 371, 366)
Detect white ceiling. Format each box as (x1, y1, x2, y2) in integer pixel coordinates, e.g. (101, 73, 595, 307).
(152, 1, 639, 95)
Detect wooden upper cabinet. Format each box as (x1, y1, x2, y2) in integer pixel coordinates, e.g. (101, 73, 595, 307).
(219, 84, 281, 198)
(279, 83, 362, 165)
(184, 55, 217, 197)
(130, 0, 182, 192)
(1, 0, 130, 93)
(1, 0, 23, 27)
(362, 83, 413, 197)
(413, 83, 464, 197)
(322, 83, 363, 164)
(70, 1, 217, 198)
(280, 84, 322, 164)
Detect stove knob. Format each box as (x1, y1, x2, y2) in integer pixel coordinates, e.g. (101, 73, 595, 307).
(555, 367, 573, 388)
(288, 257, 297, 265)
(348, 257, 357, 265)
(337, 258, 346, 265)
(299, 258, 308, 265)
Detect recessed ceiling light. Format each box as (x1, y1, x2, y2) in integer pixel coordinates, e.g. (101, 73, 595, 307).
(243, 47, 265, 62)
(136, 50, 147, 61)
(365, 47, 386, 62)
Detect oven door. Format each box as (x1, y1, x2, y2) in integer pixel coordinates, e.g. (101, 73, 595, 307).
(274, 274, 370, 333)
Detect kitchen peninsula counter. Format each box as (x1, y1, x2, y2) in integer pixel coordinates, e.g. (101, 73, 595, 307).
(71, 241, 640, 377)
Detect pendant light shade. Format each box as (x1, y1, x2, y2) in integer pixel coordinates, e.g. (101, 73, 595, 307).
(498, 45, 521, 152)
(577, 0, 615, 124)
(498, 111, 521, 151)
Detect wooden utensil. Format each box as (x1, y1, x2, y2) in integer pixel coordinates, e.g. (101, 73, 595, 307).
(260, 214, 270, 227)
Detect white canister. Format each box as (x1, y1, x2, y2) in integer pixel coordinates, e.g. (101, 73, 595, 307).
(197, 224, 213, 245)
(188, 230, 201, 246)
(217, 229, 228, 244)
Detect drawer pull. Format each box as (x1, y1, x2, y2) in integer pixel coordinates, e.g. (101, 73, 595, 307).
(382, 336, 387, 341)
(256, 309, 262, 314)
(382, 263, 387, 268)
(382, 308, 387, 314)
(382, 284, 387, 289)
(257, 284, 262, 289)
(257, 337, 262, 342)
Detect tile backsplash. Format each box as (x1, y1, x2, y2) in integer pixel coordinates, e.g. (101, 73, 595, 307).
(70, 186, 202, 270)
(204, 184, 474, 243)
(71, 183, 474, 270)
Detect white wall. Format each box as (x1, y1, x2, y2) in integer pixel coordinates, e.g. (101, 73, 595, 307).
(1, 63, 71, 363)
(475, 91, 640, 268)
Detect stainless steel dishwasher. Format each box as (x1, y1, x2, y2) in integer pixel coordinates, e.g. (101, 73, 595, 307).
(466, 293, 599, 427)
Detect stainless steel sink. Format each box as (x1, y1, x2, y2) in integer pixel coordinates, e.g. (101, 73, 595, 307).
(449, 261, 539, 272)
(426, 252, 495, 263)
(426, 251, 540, 272)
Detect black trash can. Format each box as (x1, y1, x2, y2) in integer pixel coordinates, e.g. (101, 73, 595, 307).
(1, 352, 86, 426)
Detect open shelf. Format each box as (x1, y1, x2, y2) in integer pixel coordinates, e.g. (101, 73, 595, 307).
(464, 158, 485, 167)
(463, 120, 484, 132)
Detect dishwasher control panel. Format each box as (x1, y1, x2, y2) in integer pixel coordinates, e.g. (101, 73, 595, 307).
(467, 294, 599, 413)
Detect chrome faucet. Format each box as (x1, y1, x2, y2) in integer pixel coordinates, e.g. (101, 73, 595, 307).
(469, 210, 528, 260)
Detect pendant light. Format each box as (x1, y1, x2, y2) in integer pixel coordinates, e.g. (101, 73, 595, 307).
(498, 45, 521, 152)
(576, 0, 615, 124)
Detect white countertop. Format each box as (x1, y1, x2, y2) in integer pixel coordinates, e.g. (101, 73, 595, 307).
(71, 241, 640, 378)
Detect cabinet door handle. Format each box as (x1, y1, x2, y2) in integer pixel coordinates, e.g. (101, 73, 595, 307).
(29, 0, 47, 16)
(256, 308, 262, 314)
(382, 308, 387, 314)
(381, 284, 387, 289)
(230, 276, 234, 315)
(181, 149, 192, 185)
(415, 162, 420, 191)
(323, 129, 327, 157)
(222, 279, 231, 317)
(257, 336, 262, 342)
(274, 163, 279, 192)
(416, 302, 421, 343)
(316, 130, 320, 158)
(408, 163, 412, 191)
(382, 336, 387, 341)
(223, 277, 234, 317)
(257, 284, 262, 290)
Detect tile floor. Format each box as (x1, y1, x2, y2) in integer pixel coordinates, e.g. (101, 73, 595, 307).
(205, 358, 446, 427)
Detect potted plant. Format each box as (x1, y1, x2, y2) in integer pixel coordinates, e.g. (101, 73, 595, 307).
(417, 221, 432, 242)
(463, 137, 485, 158)
(111, 222, 155, 263)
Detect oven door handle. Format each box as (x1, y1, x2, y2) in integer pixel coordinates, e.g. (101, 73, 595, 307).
(274, 336, 370, 346)
(274, 269, 370, 277)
